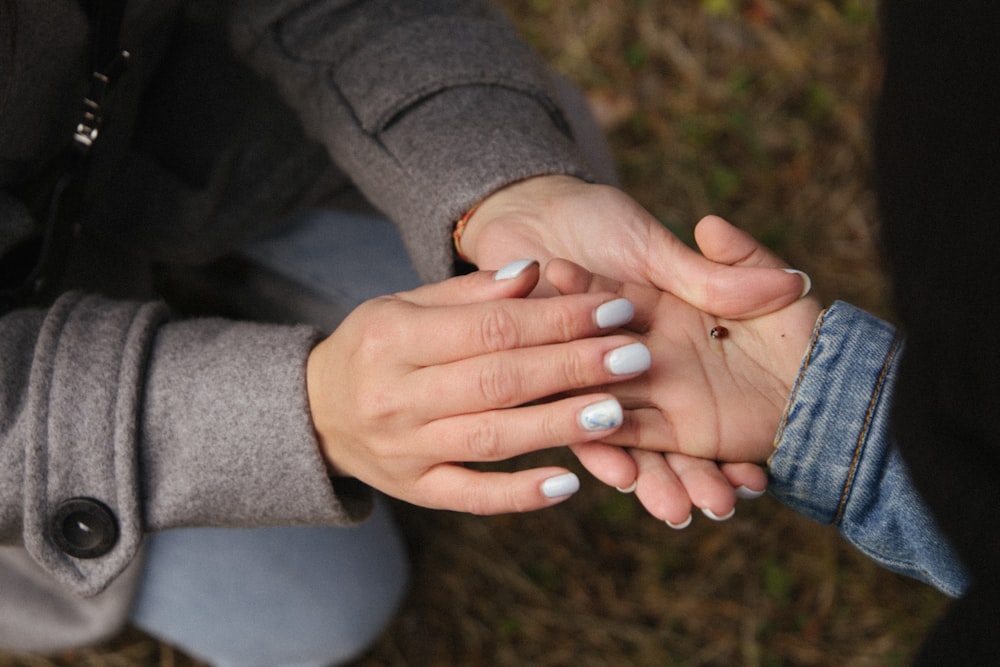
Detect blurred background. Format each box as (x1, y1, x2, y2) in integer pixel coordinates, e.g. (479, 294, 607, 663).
(1, 1, 948, 665)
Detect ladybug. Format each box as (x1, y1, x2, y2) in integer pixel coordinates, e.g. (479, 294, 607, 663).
(709, 326, 729, 340)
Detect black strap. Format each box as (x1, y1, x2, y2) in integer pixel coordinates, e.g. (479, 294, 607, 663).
(0, 0, 129, 311)
(74, 0, 130, 155)
(82, 0, 128, 75)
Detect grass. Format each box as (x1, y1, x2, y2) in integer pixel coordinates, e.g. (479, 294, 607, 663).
(1, 1, 948, 665)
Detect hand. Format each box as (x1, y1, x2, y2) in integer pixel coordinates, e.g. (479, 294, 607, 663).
(459, 175, 809, 318)
(548, 216, 822, 525)
(306, 260, 651, 515)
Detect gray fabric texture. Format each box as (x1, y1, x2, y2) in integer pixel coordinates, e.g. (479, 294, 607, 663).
(0, 0, 594, 652)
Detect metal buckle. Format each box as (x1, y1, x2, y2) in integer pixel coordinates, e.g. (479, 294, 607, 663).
(72, 50, 131, 152)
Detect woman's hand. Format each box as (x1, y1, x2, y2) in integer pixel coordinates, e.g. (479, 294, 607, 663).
(459, 175, 809, 318)
(306, 260, 652, 515)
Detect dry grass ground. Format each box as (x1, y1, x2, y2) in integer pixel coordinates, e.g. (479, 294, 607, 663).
(1, 1, 949, 665)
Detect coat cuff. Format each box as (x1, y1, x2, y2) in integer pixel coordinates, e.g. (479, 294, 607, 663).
(139, 316, 372, 532)
(21, 293, 167, 596)
(19, 293, 371, 597)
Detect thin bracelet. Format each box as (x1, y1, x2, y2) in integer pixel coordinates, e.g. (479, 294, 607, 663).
(452, 204, 480, 263)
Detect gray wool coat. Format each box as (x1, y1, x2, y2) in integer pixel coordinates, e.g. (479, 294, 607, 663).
(0, 0, 594, 651)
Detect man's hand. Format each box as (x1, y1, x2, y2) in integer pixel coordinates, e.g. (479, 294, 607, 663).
(547, 216, 822, 525)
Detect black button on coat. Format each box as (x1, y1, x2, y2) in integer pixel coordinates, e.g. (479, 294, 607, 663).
(50, 498, 118, 559)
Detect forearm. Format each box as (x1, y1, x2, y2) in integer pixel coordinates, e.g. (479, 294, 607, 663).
(768, 301, 969, 596)
(230, 0, 591, 282)
(1, 293, 370, 597)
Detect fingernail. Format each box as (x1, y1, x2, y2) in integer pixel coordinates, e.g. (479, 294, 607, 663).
(578, 398, 623, 431)
(701, 507, 736, 521)
(783, 269, 812, 298)
(494, 259, 536, 280)
(735, 485, 766, 500)
(666, 514, 692, 530)
(594, 298, 634, 329)
(615, 480, 637, 494)
(541, 472, 580, 498)
(605, 342, 651, 375)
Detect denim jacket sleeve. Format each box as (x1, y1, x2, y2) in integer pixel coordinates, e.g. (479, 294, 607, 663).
(767, 301, 970, 597)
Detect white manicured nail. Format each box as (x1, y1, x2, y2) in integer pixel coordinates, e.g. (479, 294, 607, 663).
(783, 269, 812, 298)
(666, 514, 692, 530)
(616, 480, 638, 494)
(735, 485, 766, 500)
(604, 342, 651, 375)
(594, 298, 634, 329)
(578, 398, 623, 431)
(541, 472, 580, 498)
(494, 259, 536, 280)
(701, 507, 736, 521)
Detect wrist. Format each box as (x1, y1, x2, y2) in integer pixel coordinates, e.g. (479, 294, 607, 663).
(305, 342, 349, 477)
(452, 203, 481, 264)
(455, 174, 586, 266)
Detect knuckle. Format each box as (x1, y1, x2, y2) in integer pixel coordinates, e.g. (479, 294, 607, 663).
(502, 485, 534, 514)
(462, 488, 495, 516)
(557, 346, 598, 389)
(460, 418, 506, 461)
(538, 408, 570, 445)
(354, 388, 401, 423)
(477, 305, 521, 352)
(475, 359, 521, 407)
(462, 482, 531, 516)
(546, 300, 582, 342)
(353, 329, 392, 364)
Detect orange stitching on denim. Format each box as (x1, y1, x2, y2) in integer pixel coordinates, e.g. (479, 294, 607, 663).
(833, 331, 902, 524)
(767, 308, 829, 468)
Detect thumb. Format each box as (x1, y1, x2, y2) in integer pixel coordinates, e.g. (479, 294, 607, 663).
(651, 216, 810, 319)
(695, 215, 798, 273)
(396, 259, 541, 307)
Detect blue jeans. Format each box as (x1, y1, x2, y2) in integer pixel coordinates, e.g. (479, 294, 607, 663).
(130, 210, 421, 667)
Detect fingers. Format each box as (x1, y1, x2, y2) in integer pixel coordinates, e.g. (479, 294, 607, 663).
(411, 464, 583, 515)
(570, 441, 639, 490)
(410, 335, 650, 418)
(385, 280, 638, 369)
(396, 259, 542, 307)
(418, 393, 626, 464)
(630, 448, 695, 527)
(614, 451, 767, 529)
(600, 406, 680, 453)
(632, 451, 740, 527)
(543, 257, 595, 295)
(720, 462, 769, 500)
(662, 452, 738, 521)
(546, 258, 662, 331)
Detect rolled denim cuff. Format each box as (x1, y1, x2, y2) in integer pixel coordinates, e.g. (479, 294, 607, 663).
(768, 301, 969, 595)
(768, 301, 901, 525)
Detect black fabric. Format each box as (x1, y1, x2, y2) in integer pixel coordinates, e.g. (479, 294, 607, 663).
(0, 0, 128, 312)
(874, 1, 1000, 662)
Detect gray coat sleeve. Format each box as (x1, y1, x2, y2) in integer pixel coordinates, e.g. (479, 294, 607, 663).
(1, 292, 370, 597)
(230, 0, 594, 283)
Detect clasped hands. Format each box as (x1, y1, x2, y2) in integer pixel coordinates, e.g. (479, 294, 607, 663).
(307, 175, 820, 522)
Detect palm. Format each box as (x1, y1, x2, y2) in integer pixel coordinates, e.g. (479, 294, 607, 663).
(605, 287, 820, 463)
